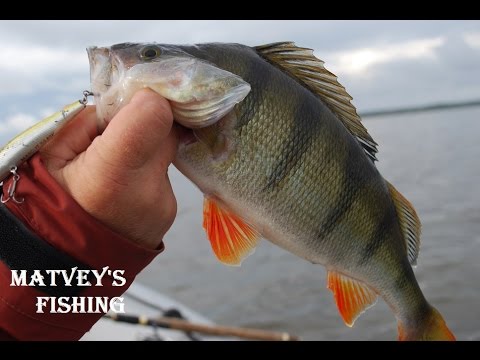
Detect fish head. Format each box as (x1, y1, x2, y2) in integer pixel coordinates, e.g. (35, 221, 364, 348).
(87, 43, 251, 129)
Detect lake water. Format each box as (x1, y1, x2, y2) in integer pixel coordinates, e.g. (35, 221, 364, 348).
(137, 106, 480, 341)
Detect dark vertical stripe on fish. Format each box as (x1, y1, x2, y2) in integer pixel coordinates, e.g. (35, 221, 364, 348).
(264, 97, 322, 190)
(316, 139, 367, 241)
(359, 205, 396, 264)
(237, 55, 274, 129)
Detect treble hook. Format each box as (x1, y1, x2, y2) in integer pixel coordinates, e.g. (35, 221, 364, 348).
(80, 90, 94, 106)
(0, 166, 24, 204)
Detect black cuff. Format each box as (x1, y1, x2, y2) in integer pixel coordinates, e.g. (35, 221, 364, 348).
(0, 204, 91, 297)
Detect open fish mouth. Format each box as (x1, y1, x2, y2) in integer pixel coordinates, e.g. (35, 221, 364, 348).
(87, 46, 112, 96)
(87, 46, 124, 129)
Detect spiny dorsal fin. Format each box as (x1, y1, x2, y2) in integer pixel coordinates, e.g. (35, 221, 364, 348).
(327, 270, 377, 327)
(386, 181, 422, 265)
(254, 42, 378, 162)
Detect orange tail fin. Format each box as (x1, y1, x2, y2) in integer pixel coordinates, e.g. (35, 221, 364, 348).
(398, 306, 455, 341)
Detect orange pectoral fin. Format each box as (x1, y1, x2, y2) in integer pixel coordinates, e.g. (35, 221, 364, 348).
(203, 197, 260, 266)
(327, 270, 377, 327)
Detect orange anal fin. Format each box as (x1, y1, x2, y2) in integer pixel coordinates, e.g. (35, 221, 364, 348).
(203, 197, 260, 266)
(327, 270, 377, 327)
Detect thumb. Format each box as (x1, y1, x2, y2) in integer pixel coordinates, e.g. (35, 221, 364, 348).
(93, 89, 175, 171)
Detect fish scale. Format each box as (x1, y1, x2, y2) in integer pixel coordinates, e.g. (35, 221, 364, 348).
(87, 41, 455, 340)
(214, 49, 392, 277)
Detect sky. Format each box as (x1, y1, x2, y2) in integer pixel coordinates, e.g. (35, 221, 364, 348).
(0, 20, 479, 144)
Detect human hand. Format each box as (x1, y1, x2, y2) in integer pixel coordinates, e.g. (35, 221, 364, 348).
(40, 89, 178, 249)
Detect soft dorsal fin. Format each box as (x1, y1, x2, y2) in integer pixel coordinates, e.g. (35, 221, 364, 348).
(386, 181, 422, 265)
(327, 270, 377, 327)
(254, 42, 378, 162)
(203, 197, 260, 266)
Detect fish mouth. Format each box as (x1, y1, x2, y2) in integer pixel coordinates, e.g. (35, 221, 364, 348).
(88, 47, 197, 147)
(87, 46, 123, 128)
(87, 46, 112, 97)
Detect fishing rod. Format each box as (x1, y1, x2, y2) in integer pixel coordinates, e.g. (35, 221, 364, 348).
(104, 312, 299, 341)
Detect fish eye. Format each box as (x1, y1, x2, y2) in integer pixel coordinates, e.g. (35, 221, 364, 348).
(140, 46, 161, 60)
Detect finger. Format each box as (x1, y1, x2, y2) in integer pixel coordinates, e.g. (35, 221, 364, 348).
(41, 105, 98, 168)
(148, 123, 180, 177)
(93, 89, 174, 171)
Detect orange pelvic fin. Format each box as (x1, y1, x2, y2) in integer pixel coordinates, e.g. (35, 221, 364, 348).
(327, 270, 377, 327)
(203, 197, 260, 266)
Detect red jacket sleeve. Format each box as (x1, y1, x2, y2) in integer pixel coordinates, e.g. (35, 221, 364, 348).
(0, 154, 164, 340)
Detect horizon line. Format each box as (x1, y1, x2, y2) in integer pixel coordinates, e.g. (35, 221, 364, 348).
(360, 99, 480, 119)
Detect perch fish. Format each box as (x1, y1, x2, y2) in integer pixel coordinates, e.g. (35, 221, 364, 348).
(87, 42, 455, 341)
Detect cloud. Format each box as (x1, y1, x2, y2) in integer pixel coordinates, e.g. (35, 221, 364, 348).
(0, 20, 479, 138)
(325, 37, 445, 76)
(0, 44, 85, 74)
(1, 113, 36, 132)
(329, 32, 480, 111)
(0, 42, 88, 96)
(0, 106, 64, 145)
(464, 31, 480, 49)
